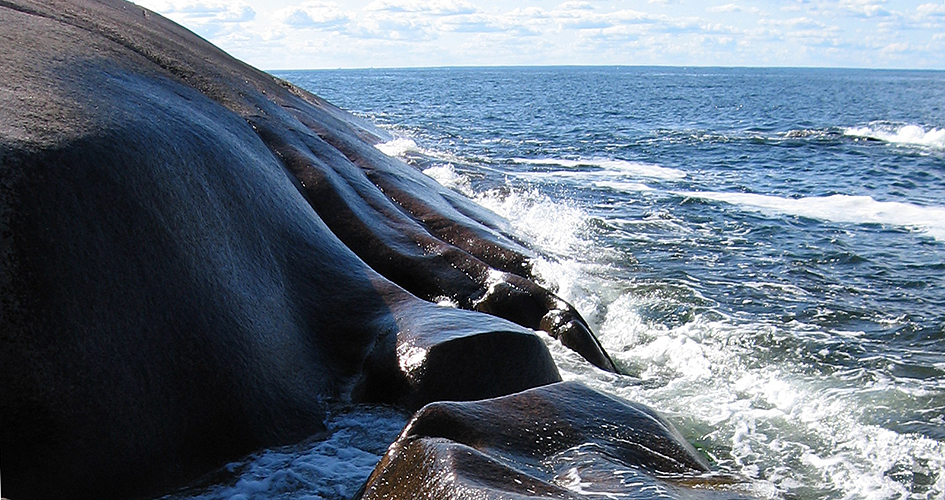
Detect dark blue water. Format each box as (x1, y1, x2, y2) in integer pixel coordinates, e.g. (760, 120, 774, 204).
(255, 67, 945, 499)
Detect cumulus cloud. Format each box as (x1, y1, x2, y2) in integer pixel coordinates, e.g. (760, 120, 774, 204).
(917, 3, 945, 17)
(437, 13, 506, 33)
(708, 3, 740, 13)
(882, 41, 910, 53)
(840, 0, 892, 17)
(136, 0, 945, 70)
(275, 2, 349, 30)
(134, 0, 255, 38)
(136, 0, 255, 23)
(709, 3, 766, 14)
(364, 0, 477, 16)
(557, 1, 595, 11)
(336, 0, 486, 40)
(761, 16, 826, 29)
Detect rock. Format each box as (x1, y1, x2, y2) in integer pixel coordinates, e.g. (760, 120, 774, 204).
(252, 109, 618, 373)
(0, 0, 568, 498)
(357, 382, 748, 500)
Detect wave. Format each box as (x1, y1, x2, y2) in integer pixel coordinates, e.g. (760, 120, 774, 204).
(374, 137, 421, 157)
(421, 161, 945, 499)
(844, 122, 945, 150)
(473, 186, 593, 258)
(538, 285, 945, 500)
(421, 163, 473, 196)
(677, 191, 945, 242)
(511, 157, 687, 180)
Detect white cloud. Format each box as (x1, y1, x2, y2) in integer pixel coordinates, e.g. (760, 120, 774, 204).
(840, 0, 892, 17)
(337, 0, 487, 40)
(761, 16, 825, 29)
(364, 0, 477, 16)
(438, 13, 507, 33)
(557, 1, 595, 10)
(917, 3, 945, 17)
(135, 0, 945, 69)
(275, 2, 348, 29)
(137, 0, 255, 23)
(708, 4, 741, 14)
(882, 41, 910, 53)
(134, 0, 255, 39)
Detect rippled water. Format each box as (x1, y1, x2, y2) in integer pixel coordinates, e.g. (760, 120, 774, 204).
(172, 67, 944, 500)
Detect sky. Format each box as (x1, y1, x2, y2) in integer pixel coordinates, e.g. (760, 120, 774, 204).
(132, 0, 945, 70)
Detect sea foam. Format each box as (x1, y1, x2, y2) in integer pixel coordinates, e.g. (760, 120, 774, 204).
(512, 157, 687, 180)
(464, 175, 945, 500)
(844, 123, 945, 150)
(678, 191, 945, 242)
(567, 294, 945, 500)
(421, 163, 473, 196)
(374, 137, 420, 157)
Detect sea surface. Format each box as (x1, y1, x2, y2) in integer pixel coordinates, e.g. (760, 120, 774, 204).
(166, 67, 945, 500)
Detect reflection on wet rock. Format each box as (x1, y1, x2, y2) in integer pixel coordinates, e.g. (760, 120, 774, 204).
(358, 382, 750, 500)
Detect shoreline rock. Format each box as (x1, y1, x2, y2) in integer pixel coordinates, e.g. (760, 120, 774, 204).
(0, 1, 737, 499)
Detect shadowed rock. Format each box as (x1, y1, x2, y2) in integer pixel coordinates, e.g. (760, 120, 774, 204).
(0, 0, 643, 498)
(358, 382, 750, 500)
(0, 0, 565, 498)
(252, 109, 617, 373)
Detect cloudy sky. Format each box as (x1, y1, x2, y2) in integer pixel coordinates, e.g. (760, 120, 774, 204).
(133, 0, 945, 70)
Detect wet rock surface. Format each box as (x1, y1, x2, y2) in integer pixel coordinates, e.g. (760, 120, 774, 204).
(358, 382, 750, 500)
(0, 1, 736, 499)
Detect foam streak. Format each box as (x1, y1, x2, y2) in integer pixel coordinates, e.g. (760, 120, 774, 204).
(678, 191, 945, 242)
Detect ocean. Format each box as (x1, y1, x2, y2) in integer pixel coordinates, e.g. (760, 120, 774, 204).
(166, 67, 945, 500)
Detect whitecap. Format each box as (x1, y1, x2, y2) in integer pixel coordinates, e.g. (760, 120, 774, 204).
(421, 163, 473, 196)
(374, 137, 420, 157)
(511, 157, 687, 180)
(677, 191, 945, 242)
(443, 166, 945, 500)
(844, 122, 945, 150)
(565, 301, 945, 500)
(593, 180, 655, 192)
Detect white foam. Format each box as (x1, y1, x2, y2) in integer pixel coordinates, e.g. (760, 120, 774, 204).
(473, 186, 591, 258)
(469, 183, 622, 329)
(364, 130, 944, 500)
(374, 137, 420, 157)
(421, 163, 473, 196)
(593, 180, 655, 192)
(564, 296, 945, 500)
(677, 191, 945, 242)
(844, 123, 945, 150)
(511, 157, 687, 180)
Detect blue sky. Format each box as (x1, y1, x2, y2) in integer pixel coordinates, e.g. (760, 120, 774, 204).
(133, 0, 945, 69)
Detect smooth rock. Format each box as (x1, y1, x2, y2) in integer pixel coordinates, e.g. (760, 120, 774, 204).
(358, 382, 751, 500)
(0, 0, 567, 498)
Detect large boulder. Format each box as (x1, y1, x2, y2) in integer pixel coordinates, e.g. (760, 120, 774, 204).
(357, 382, 749, 500)
(0, 0, 586, 498)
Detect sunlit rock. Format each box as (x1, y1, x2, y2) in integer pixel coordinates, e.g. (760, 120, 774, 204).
(358, 382, 750, 500)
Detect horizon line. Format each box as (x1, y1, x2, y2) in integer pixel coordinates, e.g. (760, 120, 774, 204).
(266, 63, 945, 73)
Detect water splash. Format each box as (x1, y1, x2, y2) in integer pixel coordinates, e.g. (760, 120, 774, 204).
(374, 137, 420, 157)
(453, 171, 945, 500)
(844, 123, 945, 150)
